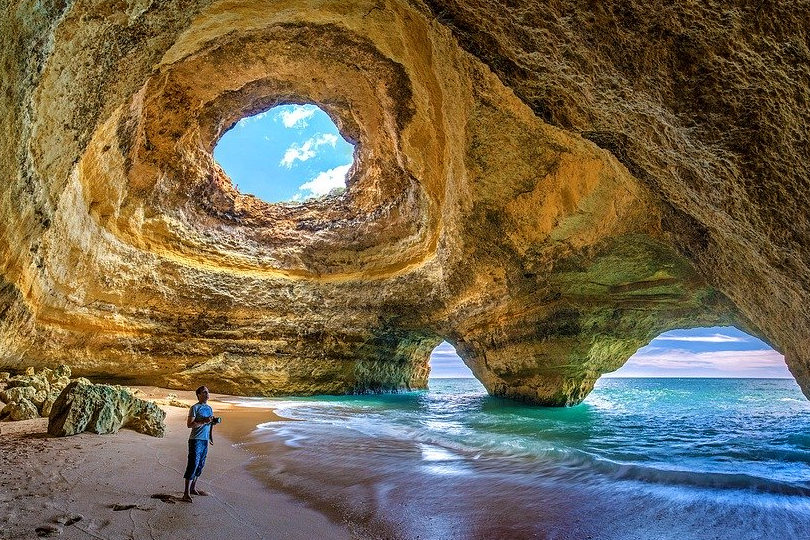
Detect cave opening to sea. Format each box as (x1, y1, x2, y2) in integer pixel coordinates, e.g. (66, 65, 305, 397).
(603, 325, 788, 378)
(428, 341, 482, 383)
(248, 329, 810, 539)
(213, 104, 355, 203)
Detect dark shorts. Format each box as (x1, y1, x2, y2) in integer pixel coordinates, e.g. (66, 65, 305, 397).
(184, 439, 209, 480)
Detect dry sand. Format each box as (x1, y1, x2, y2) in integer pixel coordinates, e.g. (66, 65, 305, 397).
(0, 386, 350, 539)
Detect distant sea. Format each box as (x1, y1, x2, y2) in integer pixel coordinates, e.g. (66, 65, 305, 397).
(229, 378, 810, 539)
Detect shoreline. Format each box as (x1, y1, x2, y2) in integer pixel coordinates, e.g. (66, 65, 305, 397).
(0, 386, 350, 540)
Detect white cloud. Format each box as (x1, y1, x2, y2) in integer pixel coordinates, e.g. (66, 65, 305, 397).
(432, 341, 458, 355)
(651, 333, 746, 343)
(276, 105, 317, 128)
(296, 164, 351, 198)
(606, 347, 789, 378)
(279, 133, 339, 168)
(236, 111, 270, 129)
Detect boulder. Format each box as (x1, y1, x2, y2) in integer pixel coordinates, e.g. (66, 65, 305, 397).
(2, 365, 73, 416)
(152, 393, 190, 408)
(40, 395, 58, 417)
(6, 372, 50, 407)
(0, 386, 36, 403)
(48, 381, 166, 437)
(0, 398, 40, 421)
(45, 365, 71, 382)
(6, 373, 49, 392)
(42, 374, 71, 416)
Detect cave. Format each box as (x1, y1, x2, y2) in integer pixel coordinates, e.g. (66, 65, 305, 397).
(1, 0, 808, 407)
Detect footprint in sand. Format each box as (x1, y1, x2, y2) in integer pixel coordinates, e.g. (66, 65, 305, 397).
(54, 514, 83, 526)
(34, 524, 62, 537)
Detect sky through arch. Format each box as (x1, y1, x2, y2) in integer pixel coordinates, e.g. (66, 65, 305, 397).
(429, 341, 475, 378)
(604, 326, 789, 378)
(214, 104, 354, 202)
(429, 328, 789, 379)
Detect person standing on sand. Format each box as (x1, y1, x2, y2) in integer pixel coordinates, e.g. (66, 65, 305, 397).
(182, 385, 216, 502)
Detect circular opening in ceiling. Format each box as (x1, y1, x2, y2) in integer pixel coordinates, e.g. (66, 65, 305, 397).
(213, 104, 355, 203)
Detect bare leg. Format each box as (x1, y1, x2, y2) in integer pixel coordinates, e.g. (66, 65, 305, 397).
(190, 478, 208, 496)
(181, 478, 193, 502)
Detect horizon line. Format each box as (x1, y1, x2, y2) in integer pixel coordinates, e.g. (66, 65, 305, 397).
(429, 375, 795, 380)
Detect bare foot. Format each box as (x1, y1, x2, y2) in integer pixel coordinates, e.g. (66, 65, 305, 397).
(180, 495, 193, 503)
(190, 489, 209, 496)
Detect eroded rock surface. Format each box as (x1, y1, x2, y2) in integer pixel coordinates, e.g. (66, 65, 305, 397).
(48, 381, 166, 437)
(0, 1, 807, 405)
(0, 365, 72, 419)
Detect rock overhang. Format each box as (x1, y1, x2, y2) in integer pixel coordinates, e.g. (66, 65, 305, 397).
(0, 0, 806, 405)
(80, 21, 440, 279)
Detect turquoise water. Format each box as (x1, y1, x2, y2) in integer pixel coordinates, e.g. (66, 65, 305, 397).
(231, 378, 810, 539)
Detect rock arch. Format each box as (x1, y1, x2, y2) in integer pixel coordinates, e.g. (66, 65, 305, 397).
(0, 0, 807, 405)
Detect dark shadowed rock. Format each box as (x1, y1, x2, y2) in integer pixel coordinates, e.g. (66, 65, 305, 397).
(0, 398, 40, 421)
(48, 381, 166, 437)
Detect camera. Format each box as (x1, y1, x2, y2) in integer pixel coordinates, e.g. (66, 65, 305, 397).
(211, 416, 222, 425)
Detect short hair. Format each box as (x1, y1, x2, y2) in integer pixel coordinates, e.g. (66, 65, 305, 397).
(195, 386, 208, 395)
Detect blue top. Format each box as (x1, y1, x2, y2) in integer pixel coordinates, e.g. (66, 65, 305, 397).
(188, 403, 213, 441)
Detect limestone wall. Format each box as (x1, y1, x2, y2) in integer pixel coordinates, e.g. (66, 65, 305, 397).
(0, 0, 804, 405)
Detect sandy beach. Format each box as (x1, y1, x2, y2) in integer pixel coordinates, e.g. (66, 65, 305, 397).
(0, 387, 350, 540)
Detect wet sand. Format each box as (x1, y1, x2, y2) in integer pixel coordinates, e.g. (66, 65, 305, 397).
(0, 386, 349, 540)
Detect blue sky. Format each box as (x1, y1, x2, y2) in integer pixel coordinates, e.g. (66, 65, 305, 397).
(604, 326, 788, 378)
(429, 327, 789, 378)
(212, 108, 789, 381)
(214, 104, 354, 202)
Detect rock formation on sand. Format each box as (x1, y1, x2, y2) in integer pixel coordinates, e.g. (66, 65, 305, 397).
(0, 365, 72, 420)
(0, 1, 807, 405)
(48, 381, 166, 437)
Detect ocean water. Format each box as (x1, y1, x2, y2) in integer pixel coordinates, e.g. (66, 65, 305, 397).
(229, 378, 810, 539)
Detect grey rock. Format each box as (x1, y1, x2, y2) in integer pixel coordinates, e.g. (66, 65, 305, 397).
(53, 365, 72, 380)
(48, 381, 166, 437)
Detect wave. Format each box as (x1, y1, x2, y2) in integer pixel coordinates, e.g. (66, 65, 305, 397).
(566, 453, 810, 497)
(253, 414, 810, 499)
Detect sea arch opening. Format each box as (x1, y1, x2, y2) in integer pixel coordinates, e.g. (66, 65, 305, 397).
(428, 341, 484, 389)
(603, 326, 789, 379)
(213, 104, 355, 203)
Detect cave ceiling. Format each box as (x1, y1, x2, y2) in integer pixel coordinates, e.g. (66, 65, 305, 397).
(0, 0, 807, 405)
